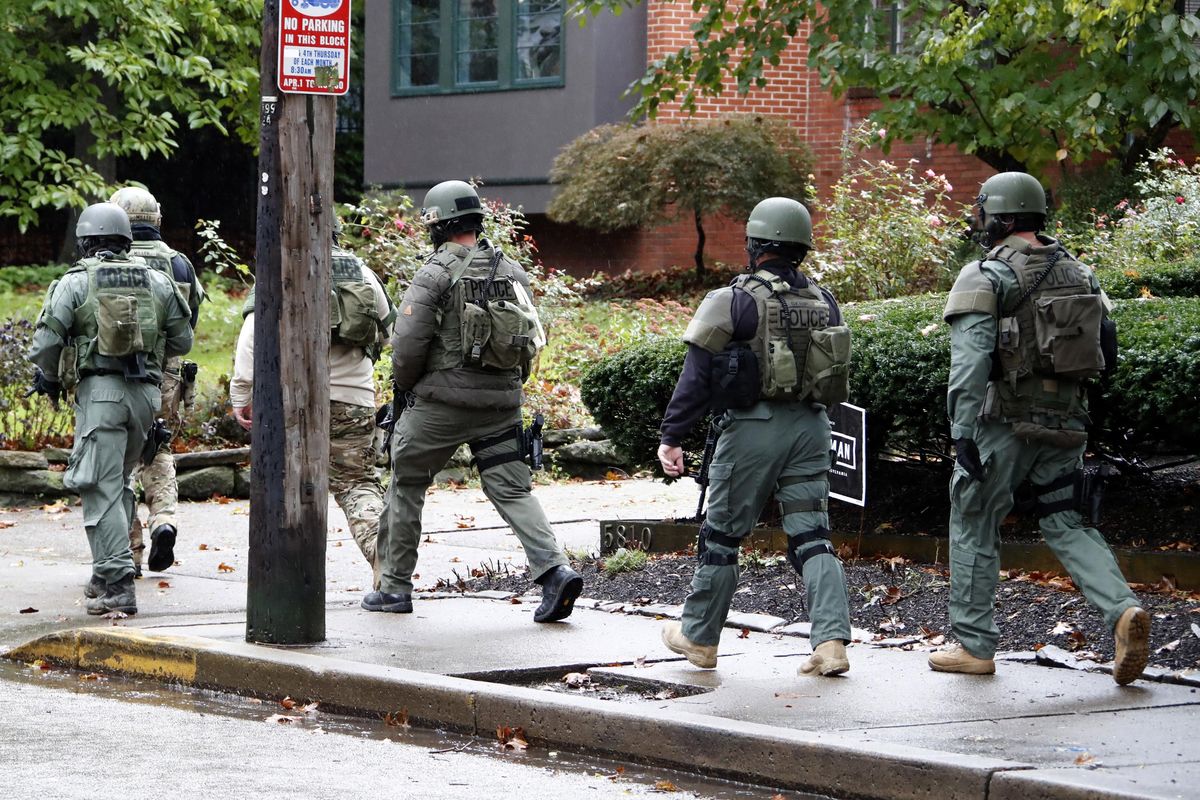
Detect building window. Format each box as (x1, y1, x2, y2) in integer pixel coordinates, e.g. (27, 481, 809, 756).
(874, 1, 907, 55)
(393, 0, 563, 95)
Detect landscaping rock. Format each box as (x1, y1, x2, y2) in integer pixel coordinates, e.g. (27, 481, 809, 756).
(0, 468, 67, 497)
(0, 451, 48, 470)
(175, 448, 251, 470)
(552, 439, 629, 466)
(233, 466, 252, 499)
(177, 466, 235, 500)
(42, 447, 71, 464)
(543, 426, 605, 448)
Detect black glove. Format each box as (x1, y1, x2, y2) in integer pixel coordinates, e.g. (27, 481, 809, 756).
(26, 368, 62, 408)
(953, 437, 986, 482)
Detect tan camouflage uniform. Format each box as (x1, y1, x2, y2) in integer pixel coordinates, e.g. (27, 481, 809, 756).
(129, 359, 183, 566)
(330, 399, 386, 585)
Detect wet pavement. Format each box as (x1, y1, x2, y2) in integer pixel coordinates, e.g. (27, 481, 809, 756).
(2, 479, 1198, 799)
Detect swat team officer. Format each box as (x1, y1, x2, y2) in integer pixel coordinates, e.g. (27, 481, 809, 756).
(230, 220, 395, 588)
(26, 203, 193, 615)
(363, 180, 583, 622)
(932, 171, 1149, 685)
(110, 186, 205, 576)
(657, 197, 854, 676)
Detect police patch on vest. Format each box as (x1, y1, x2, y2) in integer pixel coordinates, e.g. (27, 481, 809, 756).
(332, 256, 361, 280)
(95, 267, 150, 290)
(461, 278, 517, 304)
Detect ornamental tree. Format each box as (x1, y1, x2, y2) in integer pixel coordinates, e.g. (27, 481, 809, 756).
(548, 114, 812, 275)
(578, 0, 1200, 178)
(0, 0, 260, 233)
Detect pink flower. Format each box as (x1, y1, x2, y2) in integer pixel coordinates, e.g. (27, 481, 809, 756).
(1177, 196, 1186, 204)
(877, 127, 887, 138)
(925, 168, 937, 178)
(1115, 199, 1129, 210)
(926, 214, 943, 228)
(394, 217, 407, 230)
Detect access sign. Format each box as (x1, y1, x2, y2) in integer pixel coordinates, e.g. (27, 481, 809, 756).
(278, 0, 352, 95)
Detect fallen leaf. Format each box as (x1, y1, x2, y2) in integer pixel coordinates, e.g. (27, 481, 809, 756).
(41, 500, 70, 515)
(80, 673, 103, 681)
(214, 495, 232, 505)
(449, 557, 462, 563)
(1049, 621, 1074, 636)
(299, 701, 320, 713)
(0, 521, 15, 529)
(454, 515, 475, 529)
(738, 628, 751, 639)
(198, 543, 209, 551)
(157, 581, 170, 589)
(18, 607, 38, 614)
(30, 659, 51, 670)
(1074, 753, 1096, 766)
(509, 597, 521, 605)
(383, 708, 409, 727)
(231, 506, 249, 516)
(217, 562, 235, 573)
(562, 672, 590, 688)
(265, 714, 301, 724)
(1155, 638, 1180, 654)
(496, 725, 528, 751)
(1067, 630, 1088, 651)
(281, 696, 297, 709)
(654, 780, 679, 792)
(882, 586, 904, 605)
(605, 766, 626, 782)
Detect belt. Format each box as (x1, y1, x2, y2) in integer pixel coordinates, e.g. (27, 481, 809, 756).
(79, 369, 159, 386)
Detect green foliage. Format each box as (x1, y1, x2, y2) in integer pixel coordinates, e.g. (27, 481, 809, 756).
(1103, 296, 1200, 452)
(0, 265, 68, 293)
(0, 319, 74, 450)
(602, 547, 649, 576)
(0, 0, 261, 230)
(548, 114, 813, 272)
(195, 220, 252, 283)
(1096, 257, 1200, 300)
(809, 126, 968, 301)
(1051, 164, 1142, 239)
(580, 336, 702, 467)
(585, 1, 1200, 178)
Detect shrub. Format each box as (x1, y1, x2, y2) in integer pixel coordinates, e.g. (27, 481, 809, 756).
(807, 125, 968, 301)
(580, 336, 702, 468)
(0, 318, 74, 450)
(581, 295, 1200, 465)
(1051, 163, 1142, 241)
(1096, 255, 1200, 300)
(602, 547, 648, 577)
(0, 264, 67, 293)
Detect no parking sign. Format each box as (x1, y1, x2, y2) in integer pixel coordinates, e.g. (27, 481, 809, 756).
(278, 0, 352, 95)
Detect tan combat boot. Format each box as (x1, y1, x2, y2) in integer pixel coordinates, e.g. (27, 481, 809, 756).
(661, 621, 718, 668)
(798, 640, 850, 677)
(1112, 606, 1151, 686)
(928, 642, 996, 674)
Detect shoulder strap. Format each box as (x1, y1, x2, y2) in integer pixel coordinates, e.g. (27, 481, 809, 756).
(1011, 247, 1068, 314)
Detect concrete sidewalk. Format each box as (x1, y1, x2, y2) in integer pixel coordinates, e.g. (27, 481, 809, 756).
(2, 480, 1197, 799)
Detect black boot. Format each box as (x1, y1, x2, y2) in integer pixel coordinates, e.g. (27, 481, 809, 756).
(361, 591, 413, 613)
(83, 574, 105, 599)
(533, 565, 583, 623)
(147, 524, 177, 572)
(86, 574, 137, 616)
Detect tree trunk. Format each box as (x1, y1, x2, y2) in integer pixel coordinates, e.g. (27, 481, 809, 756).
(693, 207, 706, 278)
(246, 0, 333, 645)
(59, 84, 118, 263)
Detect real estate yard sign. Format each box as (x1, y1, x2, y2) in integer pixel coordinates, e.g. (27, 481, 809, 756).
(828, 402, 866, 507)
(278, 0, 351, 95)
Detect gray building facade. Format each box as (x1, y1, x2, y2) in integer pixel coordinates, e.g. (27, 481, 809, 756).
(364, 0, 647, 214)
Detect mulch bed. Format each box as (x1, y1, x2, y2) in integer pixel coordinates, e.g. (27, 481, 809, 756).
(463, 554, 1200, 674)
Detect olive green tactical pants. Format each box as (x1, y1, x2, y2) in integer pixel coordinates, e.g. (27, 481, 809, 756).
(377, 398, 568, 595)
(129, 358, 183, 563)
(681, 402, 852, 648)
(949, 419, 1138, 659)
(64, 375, 159, 584)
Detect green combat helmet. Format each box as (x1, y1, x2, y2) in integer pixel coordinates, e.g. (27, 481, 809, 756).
(746, 197, 813, 248)
(109, 186, 162, 227)
(76, 203, 133, 242)
(976, 172, 1047, 216)
(420, 180, 482, 224)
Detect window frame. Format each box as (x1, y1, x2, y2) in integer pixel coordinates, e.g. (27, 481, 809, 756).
(391, 0, 565, 96)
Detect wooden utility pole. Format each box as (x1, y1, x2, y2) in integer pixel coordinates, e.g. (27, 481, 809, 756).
(246, 0, 334, 644)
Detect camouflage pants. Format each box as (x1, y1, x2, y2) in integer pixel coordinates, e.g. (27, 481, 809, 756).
(330, 400, 385, 587)
(129, 358, 183, 564)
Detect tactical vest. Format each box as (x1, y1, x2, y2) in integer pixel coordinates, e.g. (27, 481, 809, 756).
(986, 244, 1105, 422)
(130, 239, 194, 311)
(241, 247, 393, 360)
(69, 254, 165, 372)
(736, 270, 851, 406)
(427, 242, 539, 375)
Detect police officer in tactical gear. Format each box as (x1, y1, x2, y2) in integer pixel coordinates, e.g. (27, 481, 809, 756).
(658, 197, 854, 676)
(932, 171, 1149, 685)
(26, 203, 193, 615)
(110, 185, 205, 576)
(364, 180, 583, 621)
(231, 217, 395, 588)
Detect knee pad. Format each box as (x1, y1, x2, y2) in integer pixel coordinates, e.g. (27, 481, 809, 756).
(785, 527, 836, 572)
(697, 522, 740, 566)
(1033, 470, 1083, 519)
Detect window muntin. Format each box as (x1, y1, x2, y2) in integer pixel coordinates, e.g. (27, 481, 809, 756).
(393, 0, 563, 94)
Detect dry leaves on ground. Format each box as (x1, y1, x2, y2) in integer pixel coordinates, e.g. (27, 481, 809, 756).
(0, 521, 15, 529)
(383, 709, 409, 727)
(496, 725, 528, 752)
(217, 562, 235, 573)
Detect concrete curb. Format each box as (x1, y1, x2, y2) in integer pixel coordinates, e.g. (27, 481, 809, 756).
(4, 627, 1030, 800)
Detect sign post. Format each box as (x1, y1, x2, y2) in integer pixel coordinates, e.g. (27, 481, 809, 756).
(246, 0, 349, 645)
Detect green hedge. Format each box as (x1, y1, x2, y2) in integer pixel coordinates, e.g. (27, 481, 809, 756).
(582, 295, 1200, 464)
(1096, 256, 1200, 300)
